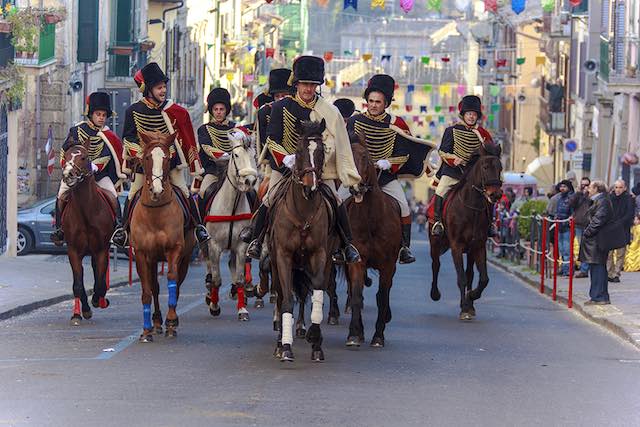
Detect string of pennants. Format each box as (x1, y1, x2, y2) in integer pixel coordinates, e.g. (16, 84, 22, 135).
(323, 51, 531, 68)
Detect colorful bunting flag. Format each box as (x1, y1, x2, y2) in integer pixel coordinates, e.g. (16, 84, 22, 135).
(371, 0, 385, 9)
(324, 51, 334, 62)
(421, 56, 430, 65)
(381, 54, 392, 62)
(344, 50, 354, 56)
(488, 113, 495, 122)
(286, 49, 297, 59)
(226, 72, 234, 82)
(413, 115, 420, 122)
(541, 0, 554, 12)
(438, 116, 445, 123)
(441, 56, 450, 63)
(457, 84, 466, 96)
(511, 0, 526, 14)
(407, 84, 415, 92)
(484, 0, 497, 12)
(362, 53, 373, 61)
(406, 105, 413, 112)
(344, 0, 358, 10)
(569, 0, 582, 6)
(496, 59, 507, 67)
(516, 57, 526, 65)
(391, 104, 400, 111)
(404, 56, 414, 62)
(535, 55, 546, 66)
(427, 0, 442, 12)
(394, 83, 400, 90)
(435, 105, 442, 113)
(423, 84, 432, 92)
(448, 106, 454, 112)
(489, 85, 501, 97)
(478, 58, 488, 68)
(265, 48, 275, 58)
(491, 103, 500, 113)
(258, 75, 267, 85)
(420, 106, 427, 113)
(400, 0, 414, 13)
(316, 0, 330, 6)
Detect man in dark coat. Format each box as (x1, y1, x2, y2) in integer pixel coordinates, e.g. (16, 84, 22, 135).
(553, 179, 574, 276)
(579, 181, 613, 304)
(607, 179, 636, 282)
(571, 176, 592, 277)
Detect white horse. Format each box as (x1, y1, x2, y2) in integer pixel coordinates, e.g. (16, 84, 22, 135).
(204, 129, 258, 321)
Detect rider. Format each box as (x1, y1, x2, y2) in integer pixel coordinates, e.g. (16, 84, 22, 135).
(347, 74, 432, 264)
(111, 62, 209, 248)
(245, 56, 362, 263)
(431, 95, 495, 237)
(333, 98, 356, 122)
(194, 87, 252, 211)
(51, 92, 126, 245)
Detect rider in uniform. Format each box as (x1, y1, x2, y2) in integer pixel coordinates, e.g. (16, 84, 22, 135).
(51, 92, 126, 245)
(347, 74, 432, 264)
(333, 98, 356, 122)
(111, 62, 209, 247)
(245, 56, 362, 263)
(431, 95, 495, 237)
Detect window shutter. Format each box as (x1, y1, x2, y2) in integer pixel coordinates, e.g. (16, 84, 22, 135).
(77, 0, 99, 63)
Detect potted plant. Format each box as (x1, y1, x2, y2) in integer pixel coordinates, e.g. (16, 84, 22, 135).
(109, 46, 134, 56)
(0, 64, 26, 108)
(5, 7, 41, 56)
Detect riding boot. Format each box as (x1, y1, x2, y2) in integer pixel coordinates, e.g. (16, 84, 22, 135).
(114, 196, 123, 229)
(189, 196, 211, 244)
(333, 204, 361, 264)
(431, 195, 445, 237)
(245, 204, 268, 259)
(110, 197, 130, 248)
(50, 198, 66, 246)
(398, 222, 416, 264)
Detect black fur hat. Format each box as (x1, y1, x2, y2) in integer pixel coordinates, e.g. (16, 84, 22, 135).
(253, 92, 273, 109)
(333, 98, 356, 119)
(207, 88, 231, 115)
(458, 95, 483, 119)
(364, 74, 395, 107)
(86, 92, 113, 118)
(288, 56, 325, 85)
(269, 68, 293, 95)
(138, 62, 169, 94)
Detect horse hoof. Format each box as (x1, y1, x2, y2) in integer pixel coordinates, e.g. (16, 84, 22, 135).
(311, 349, 325, 362)
(209, 305, 221, 317)
(269, 295, 276, 304)
(459, 312, 473, 321)
(295, 327, 307, 339)
(153, 326, 163, 335)
(238, 312, 250, 322)
(254, 298, 264, 309)
(99, 298, 109, 309)
(328, 316, 339, 326)
(165, 328, 177, 338)
(245, 287, 256, 298)
(139, 333, 153, 343)
(469, 308, 476, 317)
(370, 337, 385, 348)
(82, 310, 92, 320)
(280, 345, 294, 362)
(228, 286, 237, 300)
(346, 336, 362, 347)
(430, 289, 441, 301)
(70, 315, 82, 326)
(91, 297, 99, 308)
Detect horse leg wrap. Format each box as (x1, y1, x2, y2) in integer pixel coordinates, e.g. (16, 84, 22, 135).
(210, 286, 219, 305)
(167, 280, 178, 308)
(73, 298, 81, 316)
(143, 304, 152, 330)
(236, 284, 246, 309)
(282, 312, 294, 345)
(311, 290, 324, 324)
(245, 262, 252, 284)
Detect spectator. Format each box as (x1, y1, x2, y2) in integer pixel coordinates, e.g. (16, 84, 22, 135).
(632, 183, 640, 218)
(554, 180, 575, 276)
(511, 186, 533, 213)
(505, 187, 516, 206)
(607, 179, 636, 283)
(496, 201, 510, 258)
(571, 177, 591, 278)
(416, 202, 427, 233)
(546, 183, 561, 216)
(579, 180, 613, 305)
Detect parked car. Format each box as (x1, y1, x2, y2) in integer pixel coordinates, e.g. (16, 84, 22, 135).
(17, 193, 128, 256)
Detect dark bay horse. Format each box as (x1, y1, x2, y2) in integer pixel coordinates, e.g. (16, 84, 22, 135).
(61, 145, 117, 325)
(130, 131, 196, 342)
(268, 119, 339, 362)
(429, 145, 503, 320)
(344, 135, 402, 347)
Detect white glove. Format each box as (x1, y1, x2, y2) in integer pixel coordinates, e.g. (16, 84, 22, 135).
(219, 152, 230, 159)
(283, 154, 296, 169)
(375, 159, 392, 171)
(91, 162, 99, 173)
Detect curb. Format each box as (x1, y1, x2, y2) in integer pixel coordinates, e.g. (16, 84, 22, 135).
(488, 257, 640, 351)
(0, 277, 140, 322)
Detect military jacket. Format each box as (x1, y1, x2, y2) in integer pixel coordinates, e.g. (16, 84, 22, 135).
(436, 123, 493, 180)
(266, 95, 313, 172)
(197, 120, 236, 175)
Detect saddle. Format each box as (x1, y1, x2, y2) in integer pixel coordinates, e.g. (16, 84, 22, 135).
(128, 186, 191, 228)
(63, 187, 117, 224)
(202, 168, 258, 215)
(426, 193, 451, 225)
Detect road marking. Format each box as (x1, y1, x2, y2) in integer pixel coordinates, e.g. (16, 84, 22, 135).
(95, 297, 203, 360)
(0, 357, 96, 363)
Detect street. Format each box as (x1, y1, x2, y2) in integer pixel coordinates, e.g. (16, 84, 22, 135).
(1, 236, 639, 427)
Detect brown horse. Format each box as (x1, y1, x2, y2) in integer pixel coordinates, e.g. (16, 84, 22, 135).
(61, 144, 117, 325)
(268, 119, 339, 362)
(342, 135, 403, 347)
(429, 144, 503, 320)
(130, 131, 196, 342)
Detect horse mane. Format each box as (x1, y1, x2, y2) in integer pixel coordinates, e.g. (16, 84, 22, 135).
(348, 131, 379, 189)
(450, 144, 501, 192)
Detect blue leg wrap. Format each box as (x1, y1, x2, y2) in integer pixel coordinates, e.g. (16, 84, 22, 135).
(168, 280, 177, 308)
(143, 304, 152, 330)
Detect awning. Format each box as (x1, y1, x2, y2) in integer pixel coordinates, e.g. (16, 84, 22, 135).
(525, 156, 554, 190)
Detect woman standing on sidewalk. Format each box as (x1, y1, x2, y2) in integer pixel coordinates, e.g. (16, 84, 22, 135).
(578, 181, 613, 305)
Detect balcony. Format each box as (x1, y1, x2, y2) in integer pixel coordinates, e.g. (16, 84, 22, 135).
(539, 77, 567, 135)
(599, 36, 640, 94)
(14, 23, 55, 68)
(541, 12, 571, 40)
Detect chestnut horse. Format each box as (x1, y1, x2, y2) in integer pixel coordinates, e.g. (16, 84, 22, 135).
(61, 144, 117, 325)
(343, 135, 403, 347)
(429, 145, 503, 320)
(268, 119, 339, 362)
(130, 131, 196, 342)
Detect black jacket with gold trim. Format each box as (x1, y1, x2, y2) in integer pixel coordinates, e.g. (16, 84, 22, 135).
(436, 123, 494, 180)
(346, 112, 430, 186)
(265, 96, 312, 173)
(255, 103, 273, 165)
(197, 120, 236, 175)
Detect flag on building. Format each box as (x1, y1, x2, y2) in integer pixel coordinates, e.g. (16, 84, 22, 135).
(45, 126, 55, 176)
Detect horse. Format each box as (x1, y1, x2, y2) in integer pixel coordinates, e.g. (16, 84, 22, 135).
(268, 119, 340, 362)
(203, 129, 257, 321)
(428, 144, 503, 321)
(343, 134, 402, 347)
(61, 144, 117, 325)
(130, 130, 196, 342)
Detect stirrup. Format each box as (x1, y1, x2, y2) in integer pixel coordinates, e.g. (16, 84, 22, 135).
(195, 225, 211, 243)
(246, 240, 262, 260)
(110, 228, 128, 248)
(344, 244, 361, 264)
(398, 246, 416, 264)
(50, 229, 65, 246)
(432, 221, 444, 236)
(331, 249, 346, 264)
(239, 226, 253, 244)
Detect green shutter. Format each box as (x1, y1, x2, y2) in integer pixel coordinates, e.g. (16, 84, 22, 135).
(115, 0, 132, 44)
(77, 0, 99, 63)
(38, 23, 55, 65)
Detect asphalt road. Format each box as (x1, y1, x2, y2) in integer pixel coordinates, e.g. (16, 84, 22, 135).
(1, 237, 639, 427)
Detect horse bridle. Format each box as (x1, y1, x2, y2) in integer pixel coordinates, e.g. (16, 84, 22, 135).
(224, 144, 246, 192)
(463, 158, 502, 210)
(292, 135, 324, 186)
(65, 150, 92, 186)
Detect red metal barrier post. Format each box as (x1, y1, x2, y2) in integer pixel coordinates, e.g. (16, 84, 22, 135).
(540, 217, 547, 293)
(568, 217, 575, 308)
(553, 219, 559, 301)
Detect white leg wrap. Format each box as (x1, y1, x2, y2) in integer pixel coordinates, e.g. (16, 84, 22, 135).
(311, 289, 324, 324)
(282, 312, 294, 345)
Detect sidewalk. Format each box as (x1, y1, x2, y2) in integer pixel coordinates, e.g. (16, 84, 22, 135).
(489, 254, 640, 350)
(0, 253, 139, 321)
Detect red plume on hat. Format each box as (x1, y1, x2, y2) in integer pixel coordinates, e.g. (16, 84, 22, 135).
(134, 69, 145, 93)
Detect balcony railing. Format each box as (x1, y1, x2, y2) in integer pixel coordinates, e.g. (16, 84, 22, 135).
(14, 23, 55, 67)
(599, 36, 640, 92)
(539, 76, 567, 134)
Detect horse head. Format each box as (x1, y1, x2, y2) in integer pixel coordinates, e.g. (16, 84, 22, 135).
(139, 130, 176, 202)
(348, 131, 376, 203)
(227, 128, 257, 192)
(466, 144, 503, 203)
(295, 119, 326, 200)
(62, 142, 92, 189)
